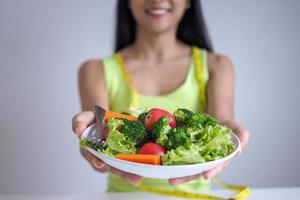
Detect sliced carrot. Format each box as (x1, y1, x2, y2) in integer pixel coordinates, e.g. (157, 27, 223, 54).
(104, 111, 138, 122)
(115, 154, 161, 165)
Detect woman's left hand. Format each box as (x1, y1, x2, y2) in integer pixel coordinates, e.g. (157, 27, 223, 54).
(168, 120, 249, 185)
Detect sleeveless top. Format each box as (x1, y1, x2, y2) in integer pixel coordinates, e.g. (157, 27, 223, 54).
(102, 46, 211, 193)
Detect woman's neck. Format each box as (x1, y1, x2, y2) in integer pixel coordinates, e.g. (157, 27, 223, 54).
(131, 27, 185, 61)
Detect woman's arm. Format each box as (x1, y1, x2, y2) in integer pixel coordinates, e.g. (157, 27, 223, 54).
(72, 60, 142, 186)
(78, 60, 109, 111)
(206, 54, 235, 121)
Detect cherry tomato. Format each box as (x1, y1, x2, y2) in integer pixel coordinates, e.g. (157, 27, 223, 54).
(144, 108, 176, 130)
(138, 143, 166, 156)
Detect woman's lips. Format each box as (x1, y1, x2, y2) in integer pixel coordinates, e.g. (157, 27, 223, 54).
(145, 8, 170, 17)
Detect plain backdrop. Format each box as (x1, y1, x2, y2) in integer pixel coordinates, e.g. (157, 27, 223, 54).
(1, 0, 300, 194)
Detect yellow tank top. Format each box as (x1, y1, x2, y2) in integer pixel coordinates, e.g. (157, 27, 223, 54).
(102, 46, 210, 193)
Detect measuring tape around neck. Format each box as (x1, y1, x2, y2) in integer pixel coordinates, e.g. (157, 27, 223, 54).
(114, 53, 140, 108)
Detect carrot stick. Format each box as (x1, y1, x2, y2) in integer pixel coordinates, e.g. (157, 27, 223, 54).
(104, 111, 138, 122)
(115, 154, 161, 165)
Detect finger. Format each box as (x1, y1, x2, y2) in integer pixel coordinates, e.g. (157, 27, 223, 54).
(223, 160, 230, 167)
(81, 150, 142, 186)
(202, 163, 227, 180)
(72, 111, 95, 137)
(169, 173, 202, 186)
(169, 160, 231, 185)
(202, 167, 219, 180)
(236, 127, 250, 152)
(109, 167, 142, 187)
(80, 149, 105, 170)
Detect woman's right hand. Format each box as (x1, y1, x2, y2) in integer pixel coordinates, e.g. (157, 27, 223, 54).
(72, 111, 142, 186)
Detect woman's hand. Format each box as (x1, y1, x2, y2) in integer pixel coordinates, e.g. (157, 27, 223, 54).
(168, 120, 249, 185)
(72, 111, 142, 186)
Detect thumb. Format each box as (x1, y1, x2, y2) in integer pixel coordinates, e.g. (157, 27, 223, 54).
(72, 111, 95, 137)
(74, 122, 87, 137)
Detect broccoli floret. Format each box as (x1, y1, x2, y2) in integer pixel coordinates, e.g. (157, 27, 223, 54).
(152, 116, 171, 147)
(188, 113, 218, 129)
(103, 119, 136, 154)
(188, 113, 207, 128)
(174, 108, 217, 129)
(173, 108, 193, 125)
(138, 112, 148, 123)
(152, 117, 191, 149)
(205, 115, 218, 127)
(166, 127, 192, 149)
(119, 119, 148, 146)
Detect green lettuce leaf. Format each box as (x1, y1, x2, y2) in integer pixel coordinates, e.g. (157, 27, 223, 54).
(198, 125, 235, 161)
(162, 144, 205, 165)
(101, 119, 136, 155)
(162, 124, 235, 165)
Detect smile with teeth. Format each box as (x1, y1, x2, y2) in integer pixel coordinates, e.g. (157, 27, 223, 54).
(146, 8, 170, 16)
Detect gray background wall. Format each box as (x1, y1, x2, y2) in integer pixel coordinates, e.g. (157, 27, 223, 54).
(0, 0, 299, 194)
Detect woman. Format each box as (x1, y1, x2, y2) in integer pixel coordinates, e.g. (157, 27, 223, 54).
(72, 0, 249, 193)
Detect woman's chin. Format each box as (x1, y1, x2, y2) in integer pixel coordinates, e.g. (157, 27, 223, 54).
(142, 24, 175, 35)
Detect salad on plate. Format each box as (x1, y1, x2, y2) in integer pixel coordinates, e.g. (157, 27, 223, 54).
(80, 108, 236, 166)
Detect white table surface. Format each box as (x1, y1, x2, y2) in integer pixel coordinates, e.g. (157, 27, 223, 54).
(1, 187, 299, 200)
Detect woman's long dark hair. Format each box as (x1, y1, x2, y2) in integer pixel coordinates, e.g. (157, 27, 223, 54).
(115, 0, 213, 52)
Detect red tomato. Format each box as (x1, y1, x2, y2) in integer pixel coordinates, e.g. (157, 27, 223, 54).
(144, 108, 176, 130)
(138, 143, 166, 156)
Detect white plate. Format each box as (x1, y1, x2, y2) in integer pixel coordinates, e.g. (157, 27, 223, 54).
(81, 124, 240, 179)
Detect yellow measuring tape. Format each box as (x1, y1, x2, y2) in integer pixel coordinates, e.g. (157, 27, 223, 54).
(139, 177, 250, 200)
(114, 47, 250, 199)
(114, 53, 140, 108)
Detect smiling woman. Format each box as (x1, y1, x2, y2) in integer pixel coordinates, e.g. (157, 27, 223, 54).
(72, 0, 249, 195)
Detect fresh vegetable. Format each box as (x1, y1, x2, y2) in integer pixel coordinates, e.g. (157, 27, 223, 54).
(162, 125, 235, 165)
(162, 144, 205, 165)
(196, 125, 235, 159)
(119, 119, 147, 146)
(152, 118, 191, 150)
(128, 107, 148, 118)
(80, 107, 236, 166)
(145, 108, 176, 131)
(138, 143, 166, 156)
(115, 153, 161, 165)
(104, 111, 138, 122)
(138, 112, 148, 123)
(101, 118, 150, 155)
(152, 116, 171, 147)
(165, 127, 192, 149)
(102, 119, 136, 156)
(187, 112, 217, 129)
(80, 138, 100, 150)
(173, 108, 193, 125)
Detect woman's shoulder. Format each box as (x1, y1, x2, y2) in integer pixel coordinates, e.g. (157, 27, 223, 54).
(79, 59, 103, 78)
(207, 52, 234, 76)
(79, 53, 118, 72)
(78, 59, 108, 92)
